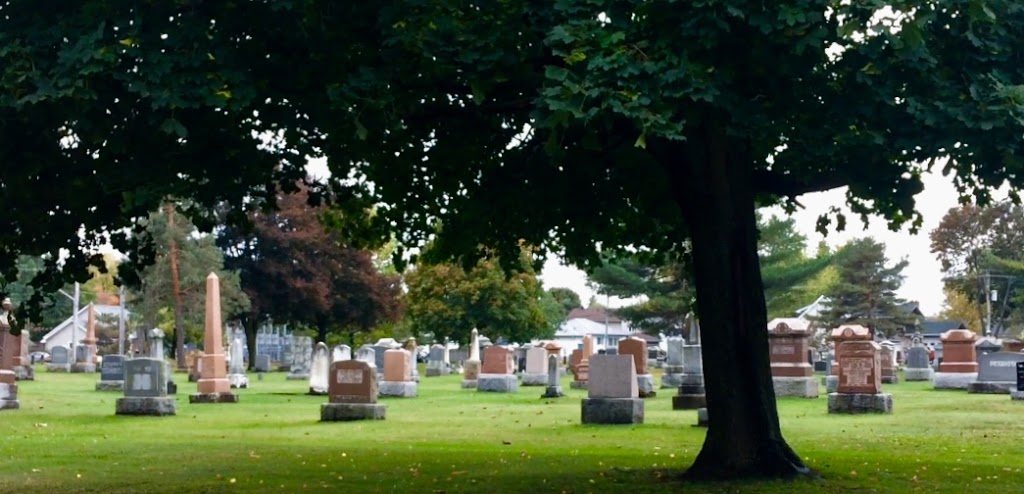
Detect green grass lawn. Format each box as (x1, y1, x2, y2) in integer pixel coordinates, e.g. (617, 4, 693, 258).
(1, 366, 1022, 493)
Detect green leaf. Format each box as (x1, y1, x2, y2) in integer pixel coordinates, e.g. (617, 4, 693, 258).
(159, 118, 188, 138)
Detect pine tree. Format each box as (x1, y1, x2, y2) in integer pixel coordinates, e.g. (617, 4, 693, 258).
(817, 238, 911, 337)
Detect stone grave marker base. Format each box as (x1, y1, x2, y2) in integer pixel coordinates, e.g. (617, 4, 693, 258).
(696, 408, 708, 427)
(542, 385, 564, 398)
(47, 364, 71, 373)
(933, 372, 977, 390)
(660, 373, 684, 389)
(521, 372, 547, 386)
(967, 382, 1015, 394)
(460, 379, 478, 389)
(903, 368, 933, 381)
(285, 373, 310, 381)
(95, 381, 124, 392)
(825, 375, 839, 393)
(1010, 391, 1024, 401)
(637, 374, 656, 398)
(229, 374, 250, 389)
(379, 381, 419, 398)
(308, 387, 328, 396)
(189, 392, 239, 404)
(424, 368, 450, 377)
(581, 398, 644, 425)
(71, 363, 97, 373)
(477, 374, 518, 393)
(0, 383, 19, 410)
(881, 374, 899, 384)
(569, 381, 588, 390)
(672, 393, 707, 410)
(14, 366, 34, 381)
(827, 393, 893, 414)
(772, 377, 820, 398)
(321, 403, 386, 421)
(116, 397, 176, 416)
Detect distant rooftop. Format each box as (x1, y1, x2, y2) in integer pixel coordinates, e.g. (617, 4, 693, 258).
(566, 307, 622, 324)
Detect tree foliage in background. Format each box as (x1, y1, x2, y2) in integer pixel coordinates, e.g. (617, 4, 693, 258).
(816, 238, 912, 336)
(587, 254, 693, 336)
(219, 185, 403, 352)
(405, 249, 558, 345)
(6, 1, 1024, 480)
(129, 207, 250, 362)
(547, 287, 582, 317)
(759, 217, 836, 319)
(931, 203, 1024, 336)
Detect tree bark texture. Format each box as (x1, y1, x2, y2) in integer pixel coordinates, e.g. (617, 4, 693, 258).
(166, 203, 187, 369)
(661, 122, 813, 480)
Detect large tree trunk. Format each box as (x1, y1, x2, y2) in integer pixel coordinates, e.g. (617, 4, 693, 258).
(663, 123, 813, 480)
(244, 314, 258, 372)
(166, 203, 187, 369)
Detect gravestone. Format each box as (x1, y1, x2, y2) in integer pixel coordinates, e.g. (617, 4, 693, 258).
(478, 345, 518, 393)
(661, 336, 685, 389)
(228, 330, 249, 389)
(570, 335, 595, 390)
(0, 330, 19, 410)
(904, 333, 933, 381)
(95, 355, 126, 391)
(186, 350, 204, 382)
(672, 340, 706, 410)
(975, 337, 1002, 360)
(826, 325, 871, 392)
(254, 354, 272, 373)
(189, 273, 239, 404)
(116, 358, 176, 416)
(308, 342, 330, 395)
(371, 345, 390, 373)
(827, 340, 893, 414)
(581, 354, 643, 424)
(72, 304, 98, 373)
(425, 344, 449, 377)
(934, 329, 979, 390)
(355, 345, 377, 368)
(879, 342, 898, 384)
(521, 346, 548, 386)
(147, 328, 176, 395)
(967, 352, 1024, 394)
(286, 336, 313, 380)
(48, 346, 71, 372)
(541, 354, 564, 398)
(462, 328, 481, 389)
(515, 346, 529, 373)
(11, 332, 33, 381)
(379, 349, 418, 397)
(1012, 362, 1024, 401)
(320, 360, 386, 421)
(767, 320, 819, 398)
(332, 345, 352, 363)
(569, 349, 582, 377)
(619, 337, 655, 398)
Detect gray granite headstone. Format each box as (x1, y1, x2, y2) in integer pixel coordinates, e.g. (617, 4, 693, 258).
(906, 347, 930, 369)
(356, 345, 377, 368)
(665, 337, 684, 366)
(976, 352, 1024, 382)
(51, 347, 69, 365)
(428, 345, 445, 363)
(100, 355, 126, 381)
(254, 354, 271, 372)
(371, 345, 389, 370)
(332, 345, 352, 363)
(124, 359, 165, 398)
(75, 345, 89, 363)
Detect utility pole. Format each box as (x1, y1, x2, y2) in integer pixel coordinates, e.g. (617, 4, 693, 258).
(984, 271, 992, 337)
(603, 294, 609, 350)
(118, 285, 126, 355)
(59, 283, 81, 361)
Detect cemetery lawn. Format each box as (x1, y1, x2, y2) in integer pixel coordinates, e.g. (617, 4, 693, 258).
(1, 369, 1022, 494)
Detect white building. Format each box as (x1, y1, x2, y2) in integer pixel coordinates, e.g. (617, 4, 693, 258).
(39, 304, 127, 353)
(538, 307, 639, 357)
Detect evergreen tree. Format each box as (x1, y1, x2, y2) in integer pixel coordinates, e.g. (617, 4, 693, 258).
(817, 238, 911, 337)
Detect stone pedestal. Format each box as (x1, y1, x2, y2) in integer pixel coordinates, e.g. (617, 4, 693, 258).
(827, 393, 893, 414)
(95, 381, 124, 392)
(772, 376, 819, 398)
(321, 403, 386, 421)
(967, 381, 1015, 394)
(477, 374, 518, 393)
(696, 407, 708, 427)
(660, 365, 684, 389)
(671, 375, 706, 410)
(47, 363, 71, 373)
(1010, 391, 1024, 401)
(0, 374, 19, 410)
(115, 396, 176, 416)
(286, 371, 310, 380)
(189, 393, 239, 404)
(378, 381, 418, 398)
(228, 374, 250, 389)
(825, 375, 839, 393)
(903, 367, 933, 381)
(462, 359, 480, 388)
(933, 372, 977, 390)
(637, 374, 656, 398)
(542, 385, 564, 398)
(581, 398, 644, 424)
(521, 372, 547, 386)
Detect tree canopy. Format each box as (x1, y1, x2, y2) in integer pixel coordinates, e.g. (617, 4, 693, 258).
(5, 0, 1024, 480)
(816, 237, 912, 336)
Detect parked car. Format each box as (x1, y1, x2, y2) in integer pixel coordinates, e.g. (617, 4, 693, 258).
(29, 351, 50, 363)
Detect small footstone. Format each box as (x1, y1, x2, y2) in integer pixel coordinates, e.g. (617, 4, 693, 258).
(477, 374, 518, 393)
(115, 396, 177, 416)
(229, 374, 250, 389)
(541, 385, 564, 398)
(825, 375, 839, 393)
(1011, 391, 1024, 401)
(695, 408, 708, 427)
(189, 393, 240, 404)
(637, 374, 656, 398)
(378, 381, 418, 398)
(0, 383, 19, 410)
(320, 403, 386, 421)
(95, 381, 124, 392)
(903, 368, 933, 381)
(827, 393, 893, 414)
(581, 398, 644, 425)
